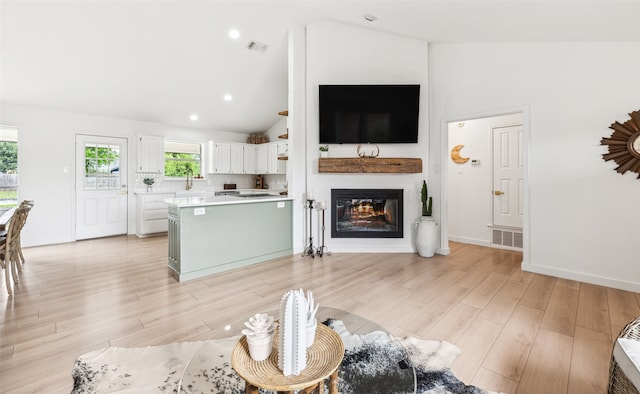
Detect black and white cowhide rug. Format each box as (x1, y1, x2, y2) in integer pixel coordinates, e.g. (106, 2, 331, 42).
(71, 319, 499, 394)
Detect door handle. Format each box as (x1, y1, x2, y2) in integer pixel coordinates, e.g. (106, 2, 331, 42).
(494, 190, 505, 196)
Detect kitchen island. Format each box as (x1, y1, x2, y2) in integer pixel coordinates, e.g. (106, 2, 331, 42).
(165, 194, 294, 282)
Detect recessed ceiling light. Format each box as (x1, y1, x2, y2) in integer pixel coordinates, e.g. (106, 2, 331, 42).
(190, 114, 198, 121)
(224, 94, 232, 101)
(229, 29, 240, 39)
(364, 14, 377, 22)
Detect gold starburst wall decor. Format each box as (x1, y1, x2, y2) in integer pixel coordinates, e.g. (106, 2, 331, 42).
(600, 110, 640, 179)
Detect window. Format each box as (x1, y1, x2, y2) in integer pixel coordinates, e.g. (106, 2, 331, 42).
(83, 143, 120, 190)
(164, 140, 202, 177)
(0, 127, 18, 209)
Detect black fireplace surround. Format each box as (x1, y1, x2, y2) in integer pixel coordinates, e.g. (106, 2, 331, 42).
(331, 189, 403, 238)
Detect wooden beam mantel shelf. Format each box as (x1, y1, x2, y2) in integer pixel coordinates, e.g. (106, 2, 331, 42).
(318, 157, 422, 173)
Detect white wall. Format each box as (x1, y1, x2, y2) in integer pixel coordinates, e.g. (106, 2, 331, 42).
(1, 104, 247, 247)
(429, 42, 640, 292)
(306, 22, 430, 253)
(448, 113, 523, 246)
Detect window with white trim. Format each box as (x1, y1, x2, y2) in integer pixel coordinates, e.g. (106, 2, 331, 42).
(164, 140, 202, 177)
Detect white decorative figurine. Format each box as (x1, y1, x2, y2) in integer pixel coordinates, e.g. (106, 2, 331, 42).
(242, 313, 277, 361)
(304, 289, 319, 348)
(278, 289, 308, 376)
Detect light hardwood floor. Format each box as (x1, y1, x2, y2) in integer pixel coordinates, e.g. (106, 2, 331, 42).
(1, 236, 638, 393)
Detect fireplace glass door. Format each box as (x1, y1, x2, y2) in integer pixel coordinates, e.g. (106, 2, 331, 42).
(331, 189, 403, 238)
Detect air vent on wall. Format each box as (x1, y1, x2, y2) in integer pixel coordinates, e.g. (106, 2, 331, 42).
(491, 228, 523, 249)
(247, 41, 268, 52)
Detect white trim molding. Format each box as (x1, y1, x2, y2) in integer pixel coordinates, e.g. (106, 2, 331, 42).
(522, 262, 640, 293)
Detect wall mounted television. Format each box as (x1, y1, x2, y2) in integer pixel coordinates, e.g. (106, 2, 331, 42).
(319, 84, 420, 144)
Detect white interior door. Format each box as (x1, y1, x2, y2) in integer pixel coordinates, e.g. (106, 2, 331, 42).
(492, 125, 523, 228)
(76, 135, 128, 240)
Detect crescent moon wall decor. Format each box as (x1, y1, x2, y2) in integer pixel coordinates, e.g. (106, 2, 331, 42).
(451, 144, 470, 164)
(600, 110, 640, 179)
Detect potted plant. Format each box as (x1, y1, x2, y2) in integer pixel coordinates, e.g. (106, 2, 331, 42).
(241, 313, 277, 361)
(415, 180, 438, 257)
(421, 180, 432, 216)
(319, 145, 329, 158)
(143, 177, 155, 192)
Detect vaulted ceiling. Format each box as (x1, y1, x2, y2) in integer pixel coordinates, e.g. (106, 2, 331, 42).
(2, 1, 639, 134)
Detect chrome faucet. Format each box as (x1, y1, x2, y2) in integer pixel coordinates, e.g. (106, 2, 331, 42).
(185, 168, 193, 190)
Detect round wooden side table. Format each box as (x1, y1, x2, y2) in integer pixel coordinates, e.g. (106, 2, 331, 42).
(231, 323, 345, 394)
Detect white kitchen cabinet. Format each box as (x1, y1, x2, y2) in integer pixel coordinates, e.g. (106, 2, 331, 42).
(206, 141, 231, 174)
(206, 140, 284, 175)
(267, 143, 278, 174)
(255, 144, 268, 174)
(230, 143, 244, 174)
(137, 136, 164, 173)
(136, 193, 174, 237)
(243, 145, 256, 174)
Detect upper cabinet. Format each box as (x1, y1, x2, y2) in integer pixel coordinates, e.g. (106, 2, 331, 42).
(229, 143, 244, 174)
(206, 141, 230, 174)
(137, 136, 164, 173)
(206, 140, 287, 175)
(255, 144, 268, 174)
(243, 145, 256, 174)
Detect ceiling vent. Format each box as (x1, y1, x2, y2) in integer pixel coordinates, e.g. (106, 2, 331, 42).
(247, 41, 268, 53)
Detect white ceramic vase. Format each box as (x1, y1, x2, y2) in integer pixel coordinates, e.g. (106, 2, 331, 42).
(416, 216, 438, 258)
(306, 318, 317, 348)
(320, 151, 329, 158)
(246, 333, 274, 361)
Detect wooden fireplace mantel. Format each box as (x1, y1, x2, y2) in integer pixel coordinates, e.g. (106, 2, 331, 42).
(318, 157, 422, 174)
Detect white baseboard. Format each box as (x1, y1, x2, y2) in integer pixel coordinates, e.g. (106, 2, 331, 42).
(448, 236, 491, 247)
(521, 262, 640, 293)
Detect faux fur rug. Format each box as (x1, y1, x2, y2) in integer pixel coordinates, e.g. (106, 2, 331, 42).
(71, 319, 498, 394)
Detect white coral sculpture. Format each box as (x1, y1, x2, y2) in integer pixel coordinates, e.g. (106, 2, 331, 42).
(241, 313, 277, 338)
(303, 289, 319, 324)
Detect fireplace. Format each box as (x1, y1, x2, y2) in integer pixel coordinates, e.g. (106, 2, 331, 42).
(331, 189, 403, 238)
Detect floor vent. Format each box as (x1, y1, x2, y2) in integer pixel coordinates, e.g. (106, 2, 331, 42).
(491, 228, 523, 249)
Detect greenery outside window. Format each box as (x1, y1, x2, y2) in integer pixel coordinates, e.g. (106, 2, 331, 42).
(84, 143, 120, 190)
(0, 126, 18, 209)
(164, 141, 202, 177)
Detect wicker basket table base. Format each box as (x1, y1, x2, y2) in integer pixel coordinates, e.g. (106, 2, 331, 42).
(232, 323, 345, 394)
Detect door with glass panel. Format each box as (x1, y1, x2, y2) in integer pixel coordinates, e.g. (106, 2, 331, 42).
(75, 135, 128, 240)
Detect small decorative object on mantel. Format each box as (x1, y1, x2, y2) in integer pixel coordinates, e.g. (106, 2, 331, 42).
(357, 144, 380, 158)
(450, 144, 470, 164)
(600, 110, 640, 179)
(278, 289, 307, 376)
(241, 313, 278, 361)
(319, 145, 329, 158)
(143, 177, 155, 192)
(416, 180, 438, 258)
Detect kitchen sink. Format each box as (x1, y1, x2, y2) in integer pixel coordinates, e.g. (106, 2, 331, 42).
(175, 190, 214, 198)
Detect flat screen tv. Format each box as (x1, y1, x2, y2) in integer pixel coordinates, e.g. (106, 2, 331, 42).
(319, 84, 420, 144)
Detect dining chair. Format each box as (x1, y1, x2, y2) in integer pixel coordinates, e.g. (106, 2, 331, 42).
(0, 205, 30, 295)
(15, 200, 34, 271)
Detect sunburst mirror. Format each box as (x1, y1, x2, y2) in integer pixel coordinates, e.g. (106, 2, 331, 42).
(600, 110, 640, 179)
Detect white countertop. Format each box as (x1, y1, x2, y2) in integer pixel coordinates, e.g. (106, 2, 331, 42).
(134, 188, 286, 196)
(164, 194, 293, 208)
